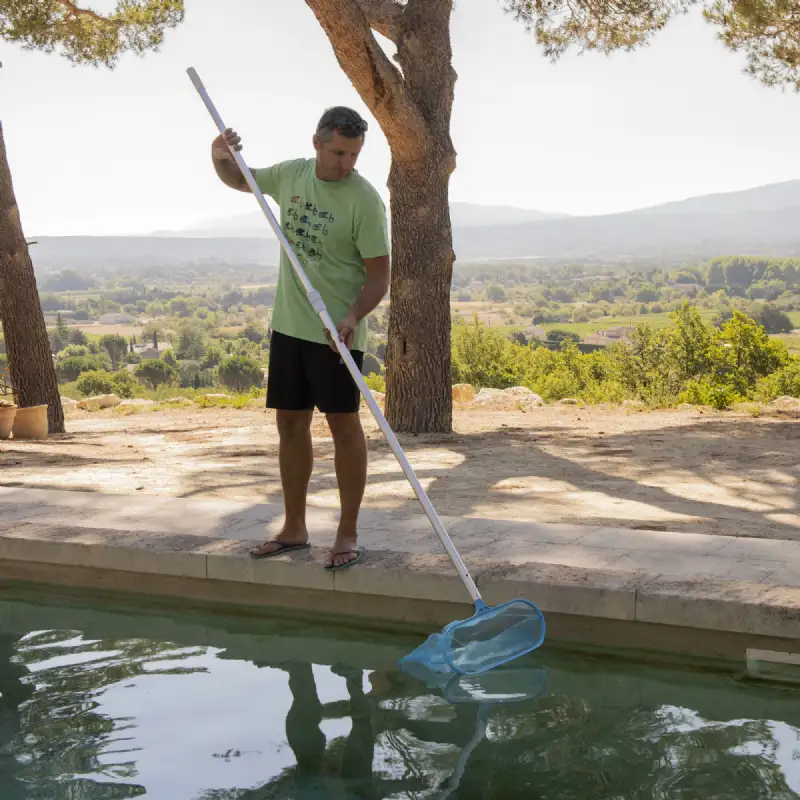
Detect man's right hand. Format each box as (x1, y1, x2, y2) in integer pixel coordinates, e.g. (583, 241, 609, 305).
(212, 128, 242, 160)
(211, 128, 251, 192)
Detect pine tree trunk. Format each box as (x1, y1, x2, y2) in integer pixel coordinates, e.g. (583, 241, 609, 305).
(0, 123, 65, 434)
(304, 0, 457, 433)
(384, 160, 454, 433)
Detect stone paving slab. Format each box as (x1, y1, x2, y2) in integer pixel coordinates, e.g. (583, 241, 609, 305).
(1, 486, 798, 587)
(0, 486, 799, 642)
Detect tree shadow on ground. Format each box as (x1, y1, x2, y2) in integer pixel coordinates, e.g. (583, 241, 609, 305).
(0, 448, 145, 472)
(182, 416, 799, 541)
(374, 418, 800, 540)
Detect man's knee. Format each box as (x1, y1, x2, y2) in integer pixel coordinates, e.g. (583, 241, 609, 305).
(276, 410, 313, 439)
(326, 412, 363, 445)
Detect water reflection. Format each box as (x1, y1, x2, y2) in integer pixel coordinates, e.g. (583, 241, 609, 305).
(278, 661, 383, 799)
(0, 591, 799, 799)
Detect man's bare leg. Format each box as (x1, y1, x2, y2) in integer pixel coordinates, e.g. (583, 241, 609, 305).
(325, 412, 366, 568)
(249, 409, 314, 557)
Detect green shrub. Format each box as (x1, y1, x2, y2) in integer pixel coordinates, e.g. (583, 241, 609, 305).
(678, 376, 741, 410)
(364, 373, 385, 393)
(451, 316, 524, 389)
(75, 370, 115, 397)
(57, 344, 90, 359)
(533, 369, 581, 403)
(56, 354, 111, 383)
(580, 379, 629, 405)
(707, 382, 740, 411)
(111, 370, 139, 399)
(136, 358, 178, 390)
(218, 355, 263, 393)
(753, 358, 800, 402)
(447, 308, 791, 410)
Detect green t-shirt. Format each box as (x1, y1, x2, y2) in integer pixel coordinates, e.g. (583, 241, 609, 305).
(254, 158, 389, 353)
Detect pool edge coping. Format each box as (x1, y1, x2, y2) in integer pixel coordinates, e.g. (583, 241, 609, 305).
(1, 521, 799, 645)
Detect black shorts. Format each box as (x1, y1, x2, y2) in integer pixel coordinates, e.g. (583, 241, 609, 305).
(266, 330, 364, 414)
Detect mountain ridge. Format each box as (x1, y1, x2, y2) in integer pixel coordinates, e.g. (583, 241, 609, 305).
(150, 200, 571, 238)
(29, 179, 800, 271)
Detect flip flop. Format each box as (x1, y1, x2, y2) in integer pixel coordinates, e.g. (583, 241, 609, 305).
(324, 547, 365, 572)
(248, 541, 310, 559)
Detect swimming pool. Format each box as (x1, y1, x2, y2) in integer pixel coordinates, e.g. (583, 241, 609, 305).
(0, 583, 798, 799)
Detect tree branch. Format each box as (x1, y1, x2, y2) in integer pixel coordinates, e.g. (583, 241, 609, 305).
(355, 0, 405, 41)
(53, 0, 119, 25)
(304, 0, 428, 163)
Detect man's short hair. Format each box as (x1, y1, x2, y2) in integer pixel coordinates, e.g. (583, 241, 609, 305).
(316, 106, 368, 142)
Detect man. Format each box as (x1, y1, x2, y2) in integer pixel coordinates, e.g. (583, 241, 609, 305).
(211, 106, 390, 570)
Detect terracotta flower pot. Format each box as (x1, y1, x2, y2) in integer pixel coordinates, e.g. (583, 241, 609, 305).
(11, 404, 49, 440)
(0, 404, 16, 440)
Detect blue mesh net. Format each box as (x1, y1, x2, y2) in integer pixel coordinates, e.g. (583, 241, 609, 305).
(398, 598, 545, 677)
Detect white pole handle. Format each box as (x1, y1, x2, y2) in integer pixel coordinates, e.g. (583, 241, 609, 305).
(187, 67, 481, 605)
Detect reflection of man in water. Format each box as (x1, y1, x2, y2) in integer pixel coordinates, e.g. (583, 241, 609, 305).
(285, 662, 377, 799)
(239, 661, 424, 799)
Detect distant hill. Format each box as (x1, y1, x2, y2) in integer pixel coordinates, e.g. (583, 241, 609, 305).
(453, 180, 800, 260)
(151, 201, 568, 238)
(629, 180, 800, 217)
(29, 179, 800, 272)
(449, 202, 570, 227)
(453, 207, 800, 261)
(30, 236, 281, 274)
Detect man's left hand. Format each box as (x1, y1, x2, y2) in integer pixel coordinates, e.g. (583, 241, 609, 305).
(326, 311, 357, 352)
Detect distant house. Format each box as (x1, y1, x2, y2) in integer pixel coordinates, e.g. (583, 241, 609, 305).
(599, 327, 634, 339)
(133, 343, 171, 360)
(98, 313, 135, 325)
(668, 283, 700, 295)
(582, 334, 611, 346)
(582, 326, 635, 347)
(521, 326, 547, 341)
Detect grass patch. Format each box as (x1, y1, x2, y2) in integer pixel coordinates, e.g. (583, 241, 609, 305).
(539, 310, 719, 338)
(773, 333, 800, 355)
(195, 393, 255, 409)
(59, 382, 266, 411)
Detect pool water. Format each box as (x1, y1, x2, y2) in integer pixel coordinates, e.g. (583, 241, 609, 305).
(0, 586, 799, 799)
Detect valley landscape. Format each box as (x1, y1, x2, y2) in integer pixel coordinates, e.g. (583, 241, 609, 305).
(27, 179, 800, 272)
(4, 3, 800, 797)
(3, 175, 799, 550)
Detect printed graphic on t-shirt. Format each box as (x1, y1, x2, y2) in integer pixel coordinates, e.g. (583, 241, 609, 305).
(284, 195, 335, 264)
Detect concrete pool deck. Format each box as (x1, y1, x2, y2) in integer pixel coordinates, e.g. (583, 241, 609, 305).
(1, 485, 799, 658)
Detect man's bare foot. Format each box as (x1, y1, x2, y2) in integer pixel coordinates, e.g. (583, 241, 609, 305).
(249, 524, 309, 558)
(324, 530, 363, 570)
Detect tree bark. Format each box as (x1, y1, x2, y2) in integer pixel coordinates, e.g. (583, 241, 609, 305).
(305, 0, 457, 433)
(384, 160, 454, 432)
(0, 123, 65, 434)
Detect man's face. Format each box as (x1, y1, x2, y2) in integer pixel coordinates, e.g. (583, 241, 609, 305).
(313, 130, 364, 181)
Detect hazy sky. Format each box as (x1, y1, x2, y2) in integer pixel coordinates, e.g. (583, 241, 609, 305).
(4, 0, 799, 236)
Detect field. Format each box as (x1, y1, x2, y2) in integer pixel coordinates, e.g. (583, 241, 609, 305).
(451, 301, 519, 326)
(534, 310, 721, 337)
(45, 323, 145, 338)
(39, 304, 798, 347)
(775, 332, 800, 354)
